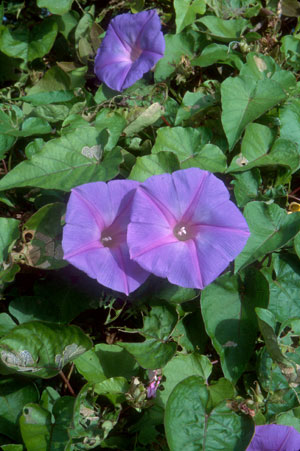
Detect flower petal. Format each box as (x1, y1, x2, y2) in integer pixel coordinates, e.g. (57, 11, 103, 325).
(129, 233, 202, 288)
(133, 173, 182, 223)
(70, 180, 138, 230)
(64, 243, 148, 295)
(247, 424, 300, 451)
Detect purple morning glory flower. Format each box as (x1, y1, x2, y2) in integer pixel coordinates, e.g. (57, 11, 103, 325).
(247, 424, 300, 450)
(127, 168, 250, 289)
(94, 9, 165, 92)
(62, 181, 149, 295)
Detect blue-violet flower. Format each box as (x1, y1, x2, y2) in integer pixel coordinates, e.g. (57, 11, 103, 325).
(62, 181, 149, 295)
(247, 424, 300, 451)
(94, 9, 165, 92)
(127, 168, 250, 289)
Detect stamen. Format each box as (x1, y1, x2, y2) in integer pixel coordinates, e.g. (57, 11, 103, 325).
(101, 232, 114, 248)
(177, 226, 187, 237)
(173, 223, 193, 241)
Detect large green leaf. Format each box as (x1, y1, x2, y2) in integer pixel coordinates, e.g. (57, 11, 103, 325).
(256, 308, 293, 367)
(129, 152, 180, 182)
(152, 127, 208, 161)
(175, 90, 215, 125)
(172, 311, 208, 353)
(235, 202, 300, 272)
(0, 378, 38, 441)
(151, 126, 226, 171)
(201, 268, 269, 383)
(280, 98, 300, 145)
(119, 339, 177, 370)
(19, 90, 75, 106)
(95, 109, 126, 150)
(157, 353, 212, 407)
(240, 53, 296, 91)
(0, 127, 122, 191)
(0, 19, 58, 62)
(0, 321, 92, 378)
(37, 0, 73, 15)
(0, 313, 17, 338)
(198, 16, 249, 41)
(174, 0, 206, 33)
(228, 122, 299, 173)
(165, 376, 254, 451)
(140, 302, 178, 341)
(123, 103, 164, 136)
(232, 169, 261, 207)
(262, 254, 300, 322)
(192, 43, 243, 70)
(221, 75, 286, 149)
(19, 397, 74, 451)
(74, 343, 139, 384)
(0, 218, 19, 263)
(154, 32, 197, 81)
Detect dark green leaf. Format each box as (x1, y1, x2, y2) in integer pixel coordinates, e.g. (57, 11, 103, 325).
(0, 321, 92, 378)
(74, 343, 139, 383)
(221, 75, 286, 149)
(0, 19, 58, 62)
(0, 378, 38, 441)
(0, 127, 122, 191)
(174, 0, 206, 33)
(129, 152, 180, 182)
(165, 376, 254, 451)
(198, 16, 249, 41)
(0, 218, 19, 263)
(37, 0, 73, 15)
(157, 353, 212, 406)
(201, 268, 269, 382)
(119, 339, 177, 370)
(262, 254, 300, 322)
(235, 202, 300, 272)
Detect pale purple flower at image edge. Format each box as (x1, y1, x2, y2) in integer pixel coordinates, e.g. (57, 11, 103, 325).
(62, 180, 149, 295)
(94, 9, 165, 92)
(246, 424, 300, 450)
(128, 168, 250, 290)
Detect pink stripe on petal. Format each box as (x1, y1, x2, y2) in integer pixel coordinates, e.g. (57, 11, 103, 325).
(130, 233, 178, 259)
(139, 187, 177, 227)
(64, 240, 103, 259)
(193, 223, 250, 237)
(110, 22, 132, 54)
(181, 173, 208, 223)
(186, 239, 203, 288)
(113, 246, 130, 295)
(72, 189, 105, 230)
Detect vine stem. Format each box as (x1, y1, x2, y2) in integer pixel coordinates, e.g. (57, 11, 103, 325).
(59, 370, 75, 396)
(161, 116, 172, 126)
(1, 160, 7, 174)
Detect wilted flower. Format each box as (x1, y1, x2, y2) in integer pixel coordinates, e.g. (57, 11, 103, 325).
(127, 168, 250, 289)
(247, 424, 300, 450)
(94, 9, 165, 92)
(147, 369, 162, 398)
(62, 181, 149, 295)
